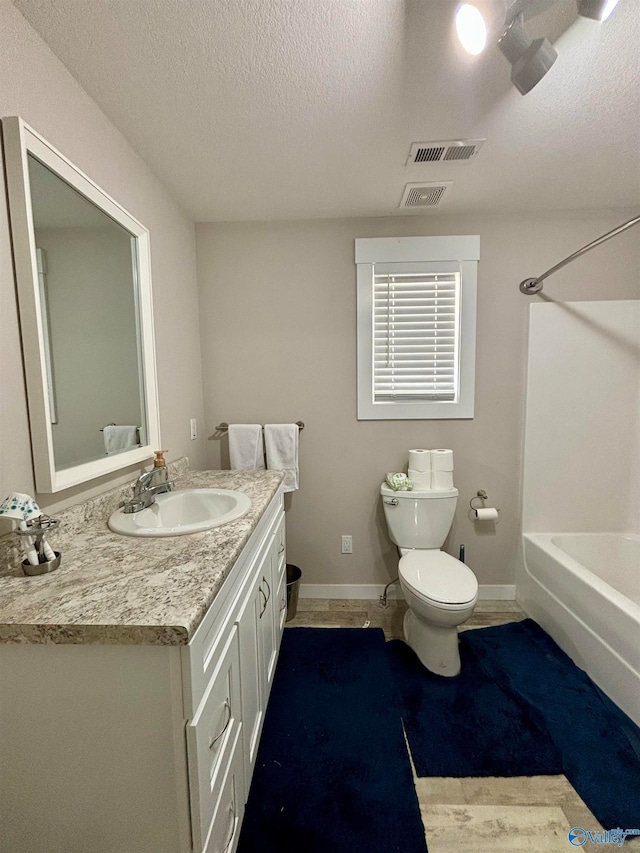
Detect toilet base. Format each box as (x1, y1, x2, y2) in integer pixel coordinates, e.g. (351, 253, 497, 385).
(403, 609, 462, 677)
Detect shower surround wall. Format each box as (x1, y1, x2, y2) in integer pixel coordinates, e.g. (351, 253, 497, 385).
(517, 300, 640, 724)
(522, 301, 640, 534)
(0, 0, 206, 516)
(196, 213, 640, 593)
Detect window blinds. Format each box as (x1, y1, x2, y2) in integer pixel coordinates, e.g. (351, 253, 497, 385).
(373, 269, 460, 402)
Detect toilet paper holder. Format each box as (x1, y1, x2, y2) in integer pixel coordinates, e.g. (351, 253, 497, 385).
(469, 490, 500, 521)
(469, 490, 489, 510)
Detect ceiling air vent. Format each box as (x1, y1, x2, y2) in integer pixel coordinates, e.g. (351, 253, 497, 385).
(406, 139, 486, 166)
(399, 182, 452, 209)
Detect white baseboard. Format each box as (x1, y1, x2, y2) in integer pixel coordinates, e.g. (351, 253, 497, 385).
(299, 584, 403, 601)
(299, 583, 516, 601)
(478, 585, 517, 600)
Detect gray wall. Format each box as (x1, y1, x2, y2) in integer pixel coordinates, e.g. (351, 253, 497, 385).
(0, 0, 206, 517)
(196, 211, 640, 589)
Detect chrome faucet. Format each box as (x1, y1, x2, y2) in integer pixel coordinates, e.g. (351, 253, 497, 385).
(123, 454, 175, 513)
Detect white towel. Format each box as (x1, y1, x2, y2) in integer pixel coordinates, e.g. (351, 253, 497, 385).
(264, 424, 299, 492)
(103, 425, 138, 455)
(228, 424, 266, 470)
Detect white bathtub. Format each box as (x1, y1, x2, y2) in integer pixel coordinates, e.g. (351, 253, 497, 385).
(519, 532, 640, 727)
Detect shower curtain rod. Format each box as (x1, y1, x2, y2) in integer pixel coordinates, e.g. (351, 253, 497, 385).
(519, 214, 640, 295)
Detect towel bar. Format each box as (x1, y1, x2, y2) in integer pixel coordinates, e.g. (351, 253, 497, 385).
(100, 423, 141, 442)
(215, 421, 304, 433)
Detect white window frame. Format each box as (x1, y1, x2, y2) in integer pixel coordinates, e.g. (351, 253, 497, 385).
(355, 236, 479, 420)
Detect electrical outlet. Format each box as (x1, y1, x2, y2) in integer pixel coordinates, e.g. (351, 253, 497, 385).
(190, 418, 197, 440)
(341, 535, 353, 554)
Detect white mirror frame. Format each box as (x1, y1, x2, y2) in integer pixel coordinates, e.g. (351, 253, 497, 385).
(2, 116, 161, 492)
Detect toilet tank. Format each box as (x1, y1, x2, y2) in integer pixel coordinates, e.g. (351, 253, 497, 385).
(380, 485, 458, 549)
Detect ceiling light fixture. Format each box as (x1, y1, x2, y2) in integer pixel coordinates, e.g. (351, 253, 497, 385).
(498, 13, 557, 95)
(576, 0, 620, 20)
(483, 0, 624, 95)
(455, 4, 487, 55)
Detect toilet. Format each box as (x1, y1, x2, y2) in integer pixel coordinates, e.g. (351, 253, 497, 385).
(381, 484, 478, 677)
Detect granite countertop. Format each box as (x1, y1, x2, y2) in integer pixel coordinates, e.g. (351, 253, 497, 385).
(0, 467, 284, 645)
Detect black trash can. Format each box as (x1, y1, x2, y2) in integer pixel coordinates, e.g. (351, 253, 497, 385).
(285, 564, 302, 622)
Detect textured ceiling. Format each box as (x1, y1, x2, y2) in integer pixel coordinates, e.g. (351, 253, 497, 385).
(12, 0, 640, 222)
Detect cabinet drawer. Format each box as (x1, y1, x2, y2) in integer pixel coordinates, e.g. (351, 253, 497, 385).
(203, 728, 245, 853)
(187, 625, 242, 851)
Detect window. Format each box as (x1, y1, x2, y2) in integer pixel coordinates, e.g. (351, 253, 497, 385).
(355, 236, 479, 419)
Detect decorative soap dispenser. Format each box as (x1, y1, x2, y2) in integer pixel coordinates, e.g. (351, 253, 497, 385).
(152, 450, 170, 487)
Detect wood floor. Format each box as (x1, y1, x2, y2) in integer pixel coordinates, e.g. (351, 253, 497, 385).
(288, 598, 637, 853)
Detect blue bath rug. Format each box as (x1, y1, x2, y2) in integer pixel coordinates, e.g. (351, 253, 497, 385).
(465, 619, 640, 830)
(386, 635, 564, 778)
(237, 628, 427, 853)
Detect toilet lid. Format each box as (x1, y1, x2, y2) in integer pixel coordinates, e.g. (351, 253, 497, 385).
(399, 550, 478, 605)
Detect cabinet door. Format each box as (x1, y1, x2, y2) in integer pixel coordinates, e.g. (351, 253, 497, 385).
(203, 727, 245, 853)
(271, 514, 287, 643)
(275, 567, 287, 636)
(187, 626, 242, 852)
(259, 535, 278, 695)
(235, 506, 285, 796)
(236, 572, 264, 778)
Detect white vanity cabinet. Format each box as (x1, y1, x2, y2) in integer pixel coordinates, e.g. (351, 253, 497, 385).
(184, 492, 286, 853)
(0, 489, 286, 853)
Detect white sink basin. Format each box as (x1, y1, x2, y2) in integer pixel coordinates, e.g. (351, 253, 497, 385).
(108, 489, 251, 537)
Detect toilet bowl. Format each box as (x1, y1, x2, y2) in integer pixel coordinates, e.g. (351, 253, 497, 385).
(380, 483, 478, 676)
(399, 548, 478, 676)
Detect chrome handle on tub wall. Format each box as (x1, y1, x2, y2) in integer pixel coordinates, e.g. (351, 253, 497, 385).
(208, 699, 231, 749)
(384, 498, 399, 506)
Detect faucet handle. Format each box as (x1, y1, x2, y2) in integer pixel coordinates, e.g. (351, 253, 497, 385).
(123, 497, 147, 514)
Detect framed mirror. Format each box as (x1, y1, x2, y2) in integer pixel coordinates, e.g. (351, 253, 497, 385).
(2, 117, 161, 492)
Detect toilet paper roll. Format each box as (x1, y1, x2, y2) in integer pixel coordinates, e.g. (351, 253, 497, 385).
(474, 507, 499, 521)
(408, 449, 431, 473)
(408, 469, 431, 490)
(431, 449, 454, 472)
(432, 470, 454, 490)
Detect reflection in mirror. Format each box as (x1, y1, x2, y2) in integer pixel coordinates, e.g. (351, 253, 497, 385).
(2, 116, 160, 492)
(28, 155, 147, 470)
